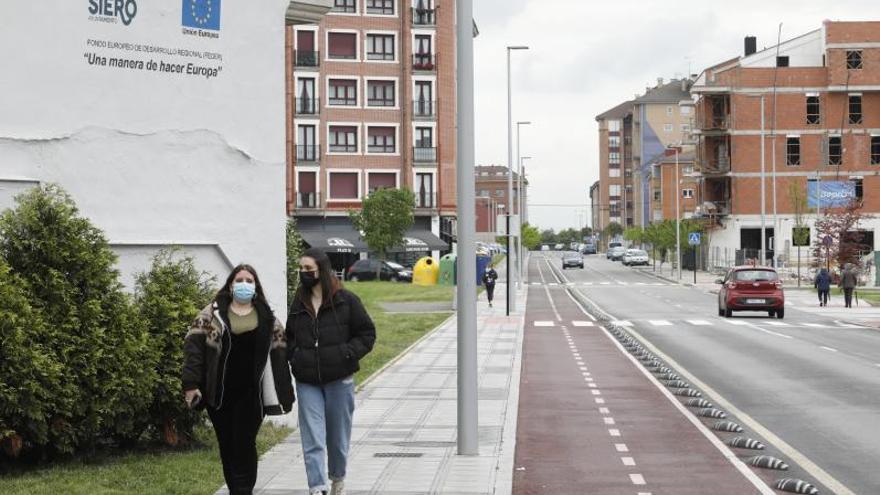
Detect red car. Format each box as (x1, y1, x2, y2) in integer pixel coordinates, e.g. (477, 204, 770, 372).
(717, 267, 785, 319)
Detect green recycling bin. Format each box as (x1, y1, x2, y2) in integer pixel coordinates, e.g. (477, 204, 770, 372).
(439, 253, 457, 286)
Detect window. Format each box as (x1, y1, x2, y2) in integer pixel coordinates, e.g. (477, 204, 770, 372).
(847, 50, 863, 70)
(368, 172, 397, 193)
(329, 125, 358, 153)
(664, 123, 674, 132)
(296, 77, 317, 114)
(367, 80, 395, 107)
(872, 136, 880, 165)
(680, 106, 692, 116)
(609, 185, 621, 197)
(415, 173, 434, 207)
(681, 124, 691, 133)
(666, 106, 674, 115)
(852, 178, 863, 201)
(414, 80, 434, 116)
(366, 0, 395, 15)
(776, 56, 789, 67)
(849, 95, 863, 124)
(328, 79, 357, 106)
(367, 127, 396, 153)
(609, 169, 620, 178)
(366, 34, 395, 61)
(609, 152, 620, 164)
(297, 171, 318, 208)
(296, 125, 318, 161)
(682, 165, 694, 175)
(828, 136, 842, 166)
(786, 136, 800, 166)
(608, 136, 621, 148)
(328, 32, 357, 59)
(806, 95, 820, 125)
(653, 191, 661, 201)
(608, 120, 621, 132)
(414, 35, 433, 68)
(682, 189, 694, 199)
(332, 0, 356, 13)
(415, 127, 433, 147)
(329, 172, 359, 199)
(478, 189, 489, 197)
(495, 189, 504, 197)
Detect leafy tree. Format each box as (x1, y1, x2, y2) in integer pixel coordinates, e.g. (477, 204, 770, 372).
(286, 217, 305, 303)
(134, 249, 215, 447)
(624, 227, 644, 245)
(0, 184, 154, 453)
(540, 229, 556, 245)
(604, 222, 624, 239)
(521, 223, 542, 250)
(813, 201, 872, 270)
(350, 188, 415, 275)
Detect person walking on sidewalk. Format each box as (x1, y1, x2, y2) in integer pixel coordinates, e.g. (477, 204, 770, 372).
(482, 265, 498, 307)
(287, 248, 376, 495)
(182, 264, 295, 495)
(814, 268, 832, 307)
(840, 263, 858, 308)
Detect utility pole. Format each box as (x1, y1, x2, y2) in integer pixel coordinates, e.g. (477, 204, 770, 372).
(760, 95, 767, 266)
(505, 45, 528, 316)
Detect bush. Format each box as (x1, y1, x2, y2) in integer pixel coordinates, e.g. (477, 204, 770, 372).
(134, 249, 215, 446)
(287, 217, 305, 304)
(0, 259, 65, 457)
(0, 185, 155, 455)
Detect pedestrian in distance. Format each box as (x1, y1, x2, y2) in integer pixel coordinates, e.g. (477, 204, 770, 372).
(182, 264, 295, 495)
(287, 248, 376, 495)
(482, 265, 498, 307)
(840, 263, 859, 308)
(814, 268, 832, 307)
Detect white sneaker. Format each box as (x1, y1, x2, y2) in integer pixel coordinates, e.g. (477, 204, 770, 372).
(330, 480, 345, 495)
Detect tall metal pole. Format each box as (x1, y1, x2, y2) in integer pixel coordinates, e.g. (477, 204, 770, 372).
(771, 23, 782, 268)
(519, 155, 531, 284)
(505, 45, 528, 316)
(516, 121, 530, 287)
(760, 95, 767, 266)
(455, 0, 478, 456)
(675, 147, 681, 281)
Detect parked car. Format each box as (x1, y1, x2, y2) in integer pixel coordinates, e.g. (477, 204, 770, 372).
(622, 249, 649, 266)
(717, 267, 785, 318)
(554, 243, 565, 250)
(540, 244, 550, 251)
(608, 246, 627, 261)
(562, 252, 584, 269)
(346, 259, 413, 282)
(582, 244, 597, 255)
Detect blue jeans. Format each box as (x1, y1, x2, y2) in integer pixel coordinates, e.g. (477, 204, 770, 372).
(296, 376, 355, 493)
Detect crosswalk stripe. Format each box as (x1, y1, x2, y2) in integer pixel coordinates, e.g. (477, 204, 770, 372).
(765, 321, 790, 327)
(726, 320, 750, 326)
(804, 323, 826, 328)
(649, 320, 672, 326)
(572, 321, 594, 327)
(687, 320, 712, 326)
(600, 282, 611, 285)
(534, 321, 555, 327)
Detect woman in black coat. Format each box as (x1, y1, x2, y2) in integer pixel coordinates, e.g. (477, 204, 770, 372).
(286, 248, 376, 495)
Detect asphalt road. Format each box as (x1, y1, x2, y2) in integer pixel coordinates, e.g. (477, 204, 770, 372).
(540, 251, 880, 495)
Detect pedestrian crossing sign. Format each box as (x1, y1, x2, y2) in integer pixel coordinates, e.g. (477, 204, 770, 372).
(688, 232, 701, 246)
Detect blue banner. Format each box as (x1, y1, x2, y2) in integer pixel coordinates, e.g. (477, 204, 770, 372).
(182, 0, 221, 31)
(807, 180, 855, 208)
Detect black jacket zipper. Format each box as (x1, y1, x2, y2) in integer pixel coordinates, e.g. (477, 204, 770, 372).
(312, 306, 322, 384)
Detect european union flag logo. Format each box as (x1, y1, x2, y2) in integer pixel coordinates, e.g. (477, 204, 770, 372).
(182, 0, 221, 31)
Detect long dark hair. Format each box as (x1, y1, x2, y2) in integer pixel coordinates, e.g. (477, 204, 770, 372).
(296, 248, 342, 305)
(215, 263, 270, 309)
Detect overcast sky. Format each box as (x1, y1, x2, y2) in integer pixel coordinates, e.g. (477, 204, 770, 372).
(471, 0, 877, 232)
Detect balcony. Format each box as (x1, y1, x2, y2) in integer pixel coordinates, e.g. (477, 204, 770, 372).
(295, 191, 321, 209)
(293, 50, 320, 68)
(414, 191, 437, 209)
(295, 144, 320, 162)
(413, 146, 437, 163)
(295, 98, 320, 116)
(700, 136, 731, 175)
(411, 7, 436, 26)
(412, 54, 436, 72)
(413, 100, 436, 119)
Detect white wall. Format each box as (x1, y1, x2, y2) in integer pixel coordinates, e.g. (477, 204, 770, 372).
(0, 0, 291, 314)
(741, 30, 824, 68)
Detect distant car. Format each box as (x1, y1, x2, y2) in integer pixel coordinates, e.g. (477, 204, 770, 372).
(622, 249, 649, 266)
(562, 252, 584, 269)
(554, 243, 565, 250)
(608, 246, 627, 261)
(717, 267, 785, 318)
(608, 242, 622, 249)
(346, 259, 413, 282)
(540, 244, 550, 251)
(582, 244, 597, 255)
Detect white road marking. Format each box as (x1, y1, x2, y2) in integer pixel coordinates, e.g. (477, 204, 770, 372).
(548, 283, 558, 286)
(580, 366, 588, 371)
(820, 346, 839, 353)
(756, 328, 794, 339)
(599, 407, 610, 414)
(687, 320, 712, 326)
(603, 417, 615, 425)
(534, 321, 555, 327)
(612, 320, 633, 327)
(837, 323, 865, 328)
(649, 320, 672, 326)
(589, 383, 598, 388)
(591, 390, 602, 395)
(630, 474, 646, 485)
(572, 321, 594, 327)
(600, 282, 611, 285)
(595, 398, 605, 404)
(585, 377, 594, 382)
(804, 323, 826, 328)
(615, 443, 629, 452)
(622, 456, 636, 466)
(766, 321, 790, 327)
(726, 320, 750, 326)
(608, 429, 621, 437)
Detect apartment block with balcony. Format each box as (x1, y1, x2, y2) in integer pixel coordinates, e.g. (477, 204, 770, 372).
(286, 0, 455, 269)
(595, 100, 634, 242)
(692, 21, 880, 263)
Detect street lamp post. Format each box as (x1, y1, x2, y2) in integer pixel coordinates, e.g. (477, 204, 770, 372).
(506, 45, 528, 316)
(519, 154, 532, 283)
(674, 146, 682, 281)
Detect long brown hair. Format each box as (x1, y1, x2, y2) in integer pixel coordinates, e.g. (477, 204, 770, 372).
(215, 263, 270, 308)
(295, 248, 342, 307)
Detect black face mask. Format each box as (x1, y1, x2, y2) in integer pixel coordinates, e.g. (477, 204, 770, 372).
(299, 271, 320, 289)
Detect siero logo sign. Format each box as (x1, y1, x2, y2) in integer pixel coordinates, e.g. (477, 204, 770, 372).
(88, 0, 138, 26)
(182, 0, 221, 38)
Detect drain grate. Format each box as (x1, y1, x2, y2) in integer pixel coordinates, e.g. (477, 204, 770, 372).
(392, 441, 456, 448)
(374, 452, 424, 458)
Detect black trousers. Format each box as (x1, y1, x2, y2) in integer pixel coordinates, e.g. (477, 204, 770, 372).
(208, 390, 264, 495)
(844, 288, 854, 307)
(485, 283, 495, 302)
(818, 289, 829, 305)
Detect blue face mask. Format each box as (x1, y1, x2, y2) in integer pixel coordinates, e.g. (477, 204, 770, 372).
(232, 282, 256, 303)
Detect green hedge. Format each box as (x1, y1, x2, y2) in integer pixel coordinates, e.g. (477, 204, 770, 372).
(0, 185, 216, 461)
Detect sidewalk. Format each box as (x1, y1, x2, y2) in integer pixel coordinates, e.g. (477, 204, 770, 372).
(633, 264, 880, 328)
(218, 283, 527, 495)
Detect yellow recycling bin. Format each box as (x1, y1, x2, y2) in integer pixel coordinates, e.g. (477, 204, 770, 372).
(412, 256, 440, 286)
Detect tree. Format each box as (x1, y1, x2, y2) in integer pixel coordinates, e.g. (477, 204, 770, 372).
(286, 217, 305, 303)
(603, 222, 624, 240)
(789, 182, 810, 284)
(540, 229, 556, 245)
(0, 184, 154, 453)
(134, 249, 215, 447)
(521, 223, 542, 250)
(350, 188, 415, 275)
(813, 200, 872, 270)
(624, 227, 644, 246)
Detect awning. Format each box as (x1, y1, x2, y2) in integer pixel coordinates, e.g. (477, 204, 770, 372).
(388, 229, 448, 253)
(300, 228, 368, 253)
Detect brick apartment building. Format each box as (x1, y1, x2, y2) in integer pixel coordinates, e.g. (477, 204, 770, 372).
(286, 0, 455, 269)
(654, 150, 698, 221)
(692, 21, 880, 265)
(474, 164, 528, 242)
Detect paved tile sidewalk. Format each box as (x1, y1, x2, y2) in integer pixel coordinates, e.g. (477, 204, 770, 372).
(217, 281, 526, 495)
